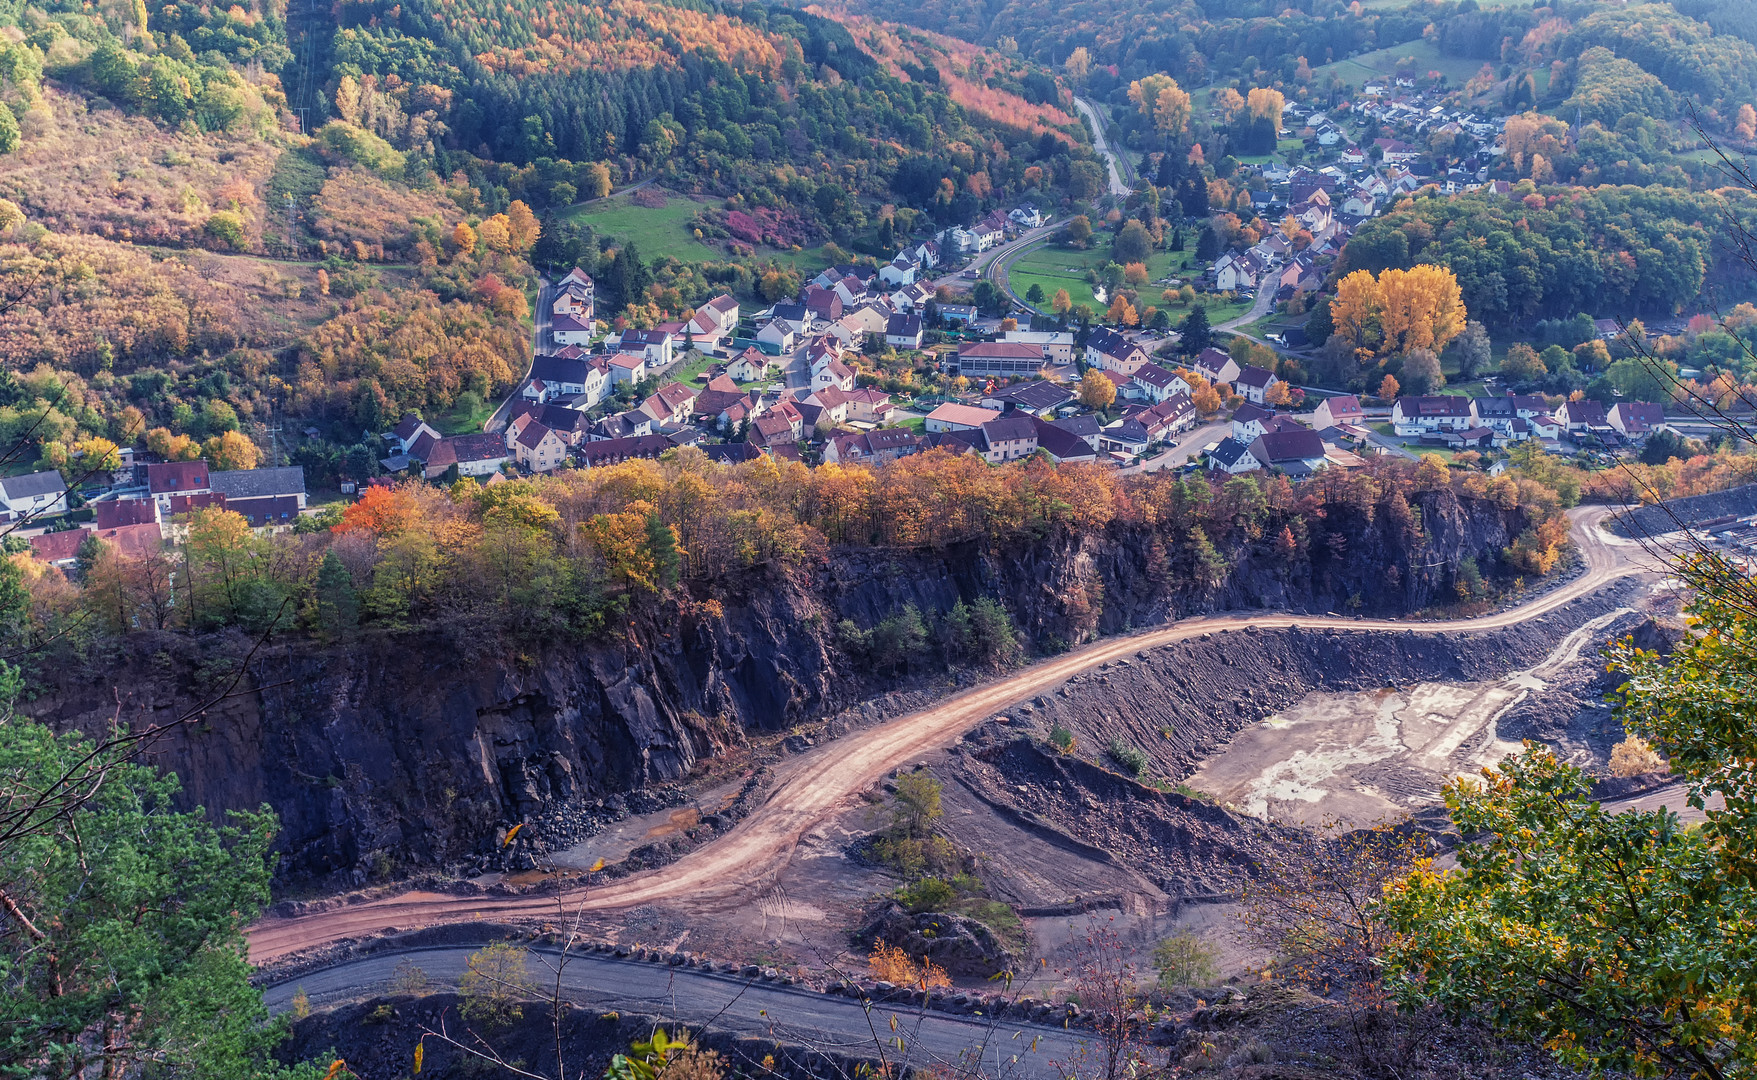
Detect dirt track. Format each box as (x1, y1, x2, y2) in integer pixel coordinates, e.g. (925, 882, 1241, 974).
(247, 508, 1653, 963)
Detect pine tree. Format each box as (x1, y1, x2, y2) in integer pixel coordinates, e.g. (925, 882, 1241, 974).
(1180, 305, 1211, 354)
(314, 550, 359, 637)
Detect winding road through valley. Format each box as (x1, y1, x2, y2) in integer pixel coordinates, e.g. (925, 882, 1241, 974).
(248, 507, 1655, 965)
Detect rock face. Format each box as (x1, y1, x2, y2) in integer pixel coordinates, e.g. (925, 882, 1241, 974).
(23, 491, 1531, 888)
(860, 902, 1019, 977)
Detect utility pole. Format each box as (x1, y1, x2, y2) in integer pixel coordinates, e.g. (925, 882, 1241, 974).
(285, 192, 295, 251)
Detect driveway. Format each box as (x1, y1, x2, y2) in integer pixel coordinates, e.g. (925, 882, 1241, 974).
(1119, 419, 1230, 474)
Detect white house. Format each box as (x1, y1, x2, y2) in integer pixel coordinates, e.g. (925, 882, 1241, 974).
(885, 313, 924, 350)
(1085, 327, 1151, 377)
(1392, 395, 1476, 435)
(0, 470, 68, 521)
(756, 319, 797, 354)
(615, 328, 674, 367)
(1207, 437, 1262, 474)
(606, 353, 647, 386)
(878, 257, 918, 287)
(1192, 347, 1241, 387)
(1234, 364, 1280, 405)
(552, 312, 595, 345)
(727, 347, 775, 383)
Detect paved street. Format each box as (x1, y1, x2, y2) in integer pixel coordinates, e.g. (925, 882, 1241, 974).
(266, 947, 1087, 1079)
(1119, 420, 1230, 474)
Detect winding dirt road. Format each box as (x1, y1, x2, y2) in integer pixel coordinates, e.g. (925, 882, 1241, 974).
(247, 508, 1654, 964)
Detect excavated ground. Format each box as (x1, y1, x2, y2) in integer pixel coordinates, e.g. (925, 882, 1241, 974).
(525, 576, 1671, 988)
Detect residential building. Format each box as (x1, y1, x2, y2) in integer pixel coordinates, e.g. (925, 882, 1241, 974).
(1208, 437, 1263, 474)
(146, 461, 211, 512)
(1608, 402, 1667, 437)
(1555, 399, 1609, 435)
(1249, 428, 1329, 477)
(1030, 417, 1097, 463)
(980, 381, 1073, 417)
(606, 353, 648, 386)
(552, 312, 595, 345)
(512, 421, 568, 472)
(94, 497, 158, 529)
(391, 414, 442, 454)
(640, 382, 699, 426)
(1051, 413, 1103, 452)
(1392, 395, 1476, 435)
(529, 354, 609, 405)
(1231, 403, 1276, 443)
(1311, 395, 1364, 430)
(1084, 327, 1152, 377)
(418, 434, 509, 479)
(1234, 365, 1280, 405)
(843, 388, 894, 424)
(924, 403, 1001, 433)
(822, 429, 923, 465)
(1192, 347, 1241, 387)
(726, 347, 775, 383)
(0, 470, 68, 521)
(210, 467, 308, 525)
(1128, 364, 1191, 404)
(614, 329, 675, 367)
(979, 416, 1039, 463)
(30, 527, 91, 568)
(578, 434, 674, 467)
(885, 313, 924, 350)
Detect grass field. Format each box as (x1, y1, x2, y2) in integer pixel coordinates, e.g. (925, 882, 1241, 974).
(431, 394, 498, 434)
(565, 188, 837, 274)
(664, 349, 724, 386)
(1005, 243, 1200, 314)
(565, 191, 721, 262)
(1312, 38, 1485, 88)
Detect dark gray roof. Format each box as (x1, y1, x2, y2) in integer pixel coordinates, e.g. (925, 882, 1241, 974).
(0, 470, 67, 501)
(981, 416, 1039, 445)
(531, 355, 593, 385)
(1051, 414, 1101, 438)
(209, 466, 306, 500)
(1252, 429, 1327, 463)
(988, 381, 1073, 411)
(1209, 437, 1256, 468)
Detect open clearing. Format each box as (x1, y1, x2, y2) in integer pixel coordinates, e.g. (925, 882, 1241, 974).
(1312, 38, 1487, 87)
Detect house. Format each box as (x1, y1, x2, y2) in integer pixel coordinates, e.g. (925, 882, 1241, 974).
(1435, 426, 1495, 450)
(828, 275, 867, 308)
(509, 401, 594, 445)
(606, 353, 648, 386)
(587, 410, 655, 442)
(639, 382, 699, 426)
(419, 433, 509, 479)
(146, 461, 211, 512)
(1010, 204, 1046, 228)
(1121, 363, 1186, 404)
(615, 329, 675, 368)
(1002, 330, 1075, 365)
(828, 305, 891, 349)
(529, 354, 609, 405)
(695, 294, 739, 335)
(699, 443, 764, 464)
(1555, 399, 1609, 435)
(552, 312, 596, 345)
(795, 387, 852, 434)
(955, 341, 1047, 379)
(1102, 395, 1195, 454)
(1609, 402, 1667, 437)
(511, 421, 568, 472)
(692, 384, 762, 431)
(210, 467, 308, 525)
(802, 286, 844, 323)
(166, 492, 225, 517)
(980, 381, 1073, 417)
(1051, 413, 1103, 452)
(1192, 348, 1241, 387)
(0, 470, 68, 521)
(1311, 395, 1364, 430)
(756, 319, 797, 354)
(889, 282, 935, 313)
(813, 358, 857, 393)
(30, 527, 91, 568)
(559, 266, 595, 293)
(878, 256, 918, 287)
(885, 313, 924, 350)
(1208, 437, 1263, 474)
(1213, 252, 1263, 292)
(979, 416, 1039, 463)
(1234, 365, 1281, 405)
(822, 429, 923, 465)
(924, 403, 1001, 433)
(1085, 328, 1151, 377)
(578, 434, 674, 467)
(1231, 403, 1277, 443)
(939, 303, 978, 326)
(726, 347, 775, 383)
(94, 498, 159, 529)
(1392, 396, 1476, 435)
(844, 388, 896, 424)
(1249, 428, 1329, 477)
(1030, 417, 1097, 463)
(392, 413, 442, 454)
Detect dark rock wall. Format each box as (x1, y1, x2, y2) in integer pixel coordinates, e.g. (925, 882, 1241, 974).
(23, 491, 1530, 888)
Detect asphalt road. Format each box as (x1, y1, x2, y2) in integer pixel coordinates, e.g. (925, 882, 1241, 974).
(266, 948, 1086, 1077)
(1118, 420, 1230, 474)
(248, 507, 1652, 965)
(1071, 97, 1132, 199)
(487, 276, 552, 433)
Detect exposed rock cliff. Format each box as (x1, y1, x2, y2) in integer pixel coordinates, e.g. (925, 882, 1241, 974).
(23, 490, 1531, 889)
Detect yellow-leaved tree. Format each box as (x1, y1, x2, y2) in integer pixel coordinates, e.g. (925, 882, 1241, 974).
(1128, 75, 1190, 136)
(1331, 265, 1464, 359)
(1247, 87, 1285, 131)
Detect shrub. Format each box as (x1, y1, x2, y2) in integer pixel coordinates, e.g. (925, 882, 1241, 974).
(203, 210, 247, 250)
(1608, 735, 1667, 777)
(1108, 738, 1150, 777)
(895, 876, 957, 912)
(1153, 931, 1220, 987)
(1050, 725, 1076, 753)
(458, 942, 534, 1026)
(869, 940, 951, 988)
